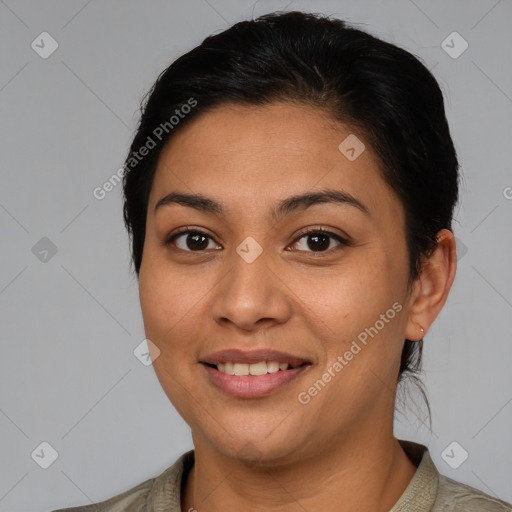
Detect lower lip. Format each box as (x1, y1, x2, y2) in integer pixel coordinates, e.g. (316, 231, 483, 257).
(202, 364, 310, 398)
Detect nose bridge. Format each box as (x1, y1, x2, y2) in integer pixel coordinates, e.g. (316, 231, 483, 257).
(210, 238, 291, 330)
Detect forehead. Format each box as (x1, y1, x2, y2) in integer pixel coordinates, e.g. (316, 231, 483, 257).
(149, 102, 403, 227)
(158, 102, 353, 168)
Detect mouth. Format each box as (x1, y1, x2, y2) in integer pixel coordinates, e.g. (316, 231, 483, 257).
(199, 349, 312, 398)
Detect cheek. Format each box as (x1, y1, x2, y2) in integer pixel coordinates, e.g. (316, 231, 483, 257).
(139, 262, 206, 415)
(138, 253, 220, 376)
(291, 255, 403, 338)
(139, 256, 202, 337)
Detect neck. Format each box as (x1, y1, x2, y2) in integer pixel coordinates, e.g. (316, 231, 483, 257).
(181, 428, 417, 512)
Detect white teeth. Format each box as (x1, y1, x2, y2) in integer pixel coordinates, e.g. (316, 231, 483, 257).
(233, 363, 249, 375)
(266, 361, 280, 373)
(215, 360, 295, 375)
(249, 361, 267, 375)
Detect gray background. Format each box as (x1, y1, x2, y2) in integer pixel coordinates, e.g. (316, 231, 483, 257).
(1, 0, 511, 510)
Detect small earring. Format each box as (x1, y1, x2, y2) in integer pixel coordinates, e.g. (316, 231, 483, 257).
(419, 326, 425, 333)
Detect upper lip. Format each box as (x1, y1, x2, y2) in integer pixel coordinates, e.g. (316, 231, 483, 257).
(200, 349, 311, 368)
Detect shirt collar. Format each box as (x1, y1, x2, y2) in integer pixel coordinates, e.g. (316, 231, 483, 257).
(390, 440, 439, 512)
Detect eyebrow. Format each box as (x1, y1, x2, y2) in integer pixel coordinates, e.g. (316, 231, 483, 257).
(154, 188, 370, 221)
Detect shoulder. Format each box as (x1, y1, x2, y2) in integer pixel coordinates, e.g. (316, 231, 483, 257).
(50, 476, 154, 512)
(434, 474, 512, 511)
(394, 440, 511, 512)
(50, 450, 194, 512)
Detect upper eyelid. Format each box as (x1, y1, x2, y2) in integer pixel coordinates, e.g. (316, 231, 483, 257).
(166, 226, 217, 243)
(293, 226, 348, 241)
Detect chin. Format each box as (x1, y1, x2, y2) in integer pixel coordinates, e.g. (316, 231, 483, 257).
(198, 424, 304, 467)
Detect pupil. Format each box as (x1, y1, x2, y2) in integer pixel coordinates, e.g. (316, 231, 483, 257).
(187, 232, 208, 250)
(308, 233, 329, 251)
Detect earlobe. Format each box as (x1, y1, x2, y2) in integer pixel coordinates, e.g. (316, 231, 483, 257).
(405, 229, 457, 341)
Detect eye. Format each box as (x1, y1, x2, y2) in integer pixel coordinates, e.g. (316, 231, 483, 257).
(164, 228, 221, 252)
(289, 228, 349, 253)
(164, 227, 349, 254)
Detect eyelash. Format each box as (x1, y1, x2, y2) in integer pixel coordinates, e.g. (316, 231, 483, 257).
(163, 227, 350, 255)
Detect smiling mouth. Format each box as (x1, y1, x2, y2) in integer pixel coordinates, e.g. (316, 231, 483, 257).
(203, 361, 311, 376)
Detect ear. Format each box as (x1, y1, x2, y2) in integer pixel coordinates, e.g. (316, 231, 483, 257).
(405, 229, 457, 341)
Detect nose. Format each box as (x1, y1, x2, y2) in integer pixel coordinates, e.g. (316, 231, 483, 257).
(210, 246, 293, 332)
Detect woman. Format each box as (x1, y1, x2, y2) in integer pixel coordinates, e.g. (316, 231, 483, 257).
(54, 10, 512, 512)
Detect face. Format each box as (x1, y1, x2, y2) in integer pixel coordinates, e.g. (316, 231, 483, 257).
(139, 102, 416, 465)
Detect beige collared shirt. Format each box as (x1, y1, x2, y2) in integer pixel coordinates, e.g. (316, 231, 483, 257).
(52, 441, 512, 511)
